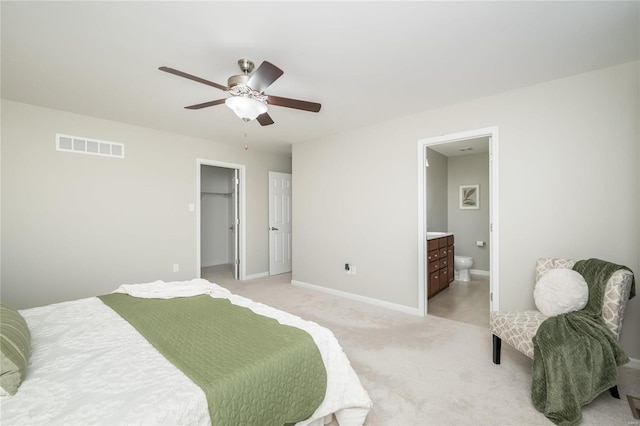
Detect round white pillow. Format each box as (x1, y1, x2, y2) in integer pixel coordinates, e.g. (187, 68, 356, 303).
(534, 268, 588, 317)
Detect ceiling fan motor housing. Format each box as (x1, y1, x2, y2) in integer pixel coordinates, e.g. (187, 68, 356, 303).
(228, 74, 268, 103)
(227, 74, 250, 89)
(228, 59, 256, 90)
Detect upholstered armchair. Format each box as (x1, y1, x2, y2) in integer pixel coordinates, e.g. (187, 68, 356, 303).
(489, 257, 635, 398)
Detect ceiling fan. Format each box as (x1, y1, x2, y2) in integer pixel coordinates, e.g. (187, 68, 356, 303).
(159, 59, 321, 126)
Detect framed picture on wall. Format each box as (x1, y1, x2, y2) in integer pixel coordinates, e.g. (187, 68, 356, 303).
(459, 184, 479, 209)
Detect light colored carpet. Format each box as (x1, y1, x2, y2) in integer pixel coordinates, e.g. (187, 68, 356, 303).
(202, 266, 640, 426)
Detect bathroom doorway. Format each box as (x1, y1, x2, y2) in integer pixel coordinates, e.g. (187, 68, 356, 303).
(417, 127, 499, 323)
(196, 159, 246, 281)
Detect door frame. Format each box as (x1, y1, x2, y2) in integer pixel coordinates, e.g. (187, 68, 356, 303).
(196, 158, 246, 280)
(416, 126, 500, 317)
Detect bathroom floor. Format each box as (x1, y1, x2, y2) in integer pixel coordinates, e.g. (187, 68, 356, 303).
(427, 274, 490, 328)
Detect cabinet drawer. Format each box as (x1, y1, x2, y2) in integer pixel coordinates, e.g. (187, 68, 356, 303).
(427, 249, 439, 262)
(438, 237, 448, 248)
(429, 260, 440, 271)
(439, 248, 448, 258)
(440, 257, 447, 267)
(447, 235, 454, 246)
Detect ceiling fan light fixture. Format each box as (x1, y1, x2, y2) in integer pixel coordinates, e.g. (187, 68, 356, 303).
(225, 96, 267, 121)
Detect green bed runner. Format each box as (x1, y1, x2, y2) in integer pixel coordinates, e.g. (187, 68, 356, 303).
(99, 294, 327, 426)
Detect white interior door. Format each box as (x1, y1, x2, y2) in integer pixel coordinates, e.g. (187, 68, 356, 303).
(231, 169, 239, 279)
(269, 172, 292, 275)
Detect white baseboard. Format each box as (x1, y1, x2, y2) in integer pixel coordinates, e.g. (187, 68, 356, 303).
(291, 280, 422, 316)
(243, 271, 269, 280)
(470, 269, 490, 276)
(627, 357, 640, 370)
(290, 279, 640, 369)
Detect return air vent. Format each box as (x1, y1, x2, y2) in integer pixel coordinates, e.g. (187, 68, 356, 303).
(56, 134, 124, 158)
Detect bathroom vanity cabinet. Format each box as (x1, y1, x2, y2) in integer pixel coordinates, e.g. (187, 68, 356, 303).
(427, 234, 454, 299)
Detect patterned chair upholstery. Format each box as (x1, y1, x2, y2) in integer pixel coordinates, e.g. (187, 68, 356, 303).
(489, 258, 634, 397)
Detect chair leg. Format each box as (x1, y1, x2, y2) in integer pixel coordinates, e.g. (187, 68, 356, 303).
(609, 385, 620, 399)
(492, 334, 501, 365)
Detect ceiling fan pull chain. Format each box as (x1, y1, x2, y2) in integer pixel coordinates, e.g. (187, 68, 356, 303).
(243, 119, 249, 150)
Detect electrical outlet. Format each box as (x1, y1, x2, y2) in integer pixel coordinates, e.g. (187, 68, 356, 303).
(173, 264, 180, 272)
(351, 266, 357, 275)
(345, 263, 351, 274)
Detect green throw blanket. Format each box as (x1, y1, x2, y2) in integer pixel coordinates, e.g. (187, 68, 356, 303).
(532, 258, 636, 426)
(99, 294, 327, 426)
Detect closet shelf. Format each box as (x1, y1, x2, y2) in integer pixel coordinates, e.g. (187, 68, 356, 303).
(201, 191, 232, 196)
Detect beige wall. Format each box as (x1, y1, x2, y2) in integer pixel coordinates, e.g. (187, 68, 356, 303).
(292, 61, 640, 358)
(1, 100, 292, 309)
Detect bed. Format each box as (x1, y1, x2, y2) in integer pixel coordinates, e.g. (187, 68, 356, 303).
(0, 279, 371, 425)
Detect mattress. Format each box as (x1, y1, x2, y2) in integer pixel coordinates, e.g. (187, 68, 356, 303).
(0, 280, 371, 425)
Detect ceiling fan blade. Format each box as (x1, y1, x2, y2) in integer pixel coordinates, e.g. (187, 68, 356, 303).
(256, 112, 275, 126)
(184, 99, 227, 110)
(247, 61, 284, 93)
(159, 66, 228, 91)
(267, 95, 321, 113)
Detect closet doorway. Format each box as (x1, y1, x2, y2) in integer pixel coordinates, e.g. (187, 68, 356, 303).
(197, 159, 246, 280)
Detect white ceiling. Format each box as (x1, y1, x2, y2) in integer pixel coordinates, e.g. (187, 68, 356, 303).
(2, 1, 638, 154)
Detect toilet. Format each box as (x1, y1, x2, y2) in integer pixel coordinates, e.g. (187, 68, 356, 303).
(454, 255, 474, 282)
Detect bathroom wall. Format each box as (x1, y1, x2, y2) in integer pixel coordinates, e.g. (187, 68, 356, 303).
(447, 153, 490, 271)
(426, 148, 448, 232)
(427, 148, 490, 272)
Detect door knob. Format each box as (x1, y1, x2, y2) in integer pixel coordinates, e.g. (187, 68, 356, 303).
(270, 227, 279, 231)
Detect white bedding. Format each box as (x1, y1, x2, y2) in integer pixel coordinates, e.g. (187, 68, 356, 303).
(0, 280, 371, 425)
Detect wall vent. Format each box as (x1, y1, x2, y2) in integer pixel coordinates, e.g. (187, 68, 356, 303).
(56, 134, 124, 158)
